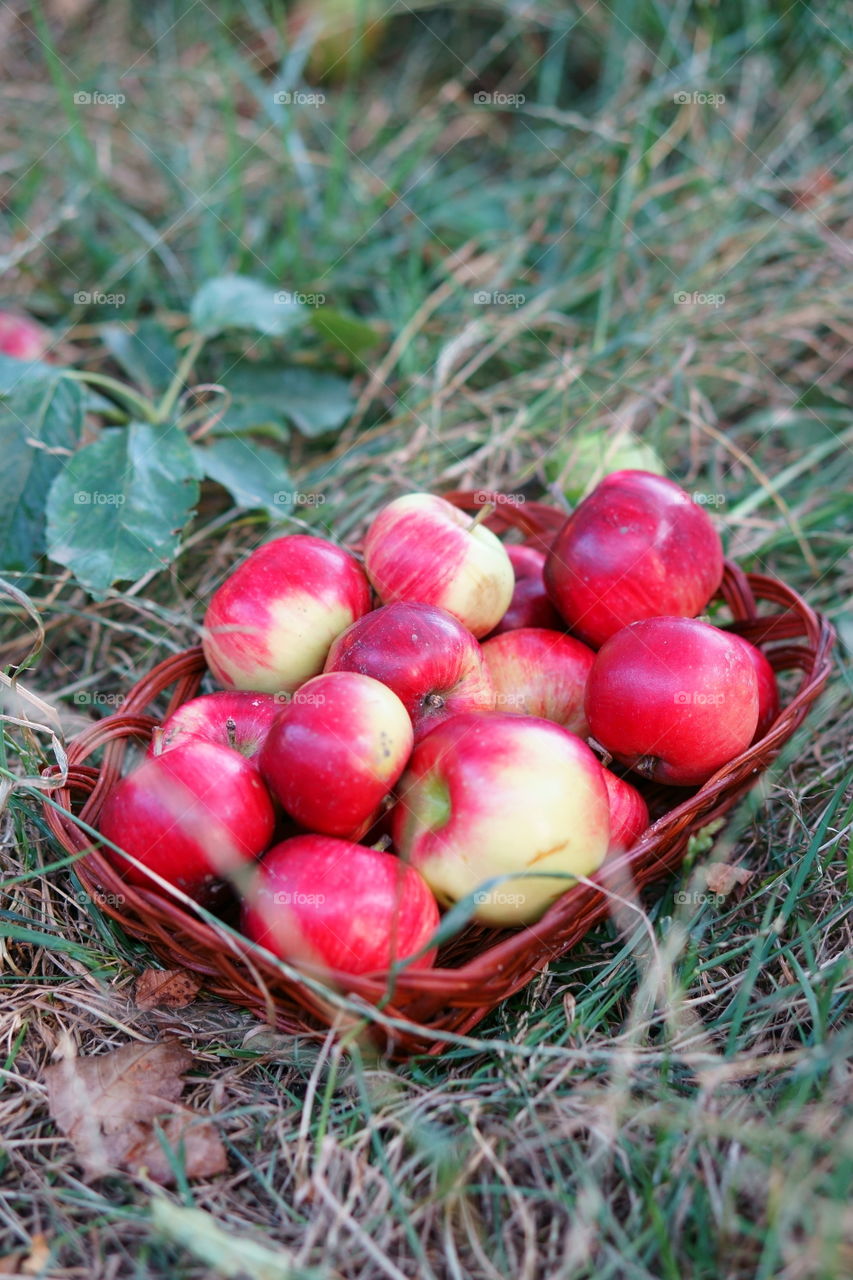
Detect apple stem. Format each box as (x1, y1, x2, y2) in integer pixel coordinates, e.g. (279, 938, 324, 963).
(634, 755, 659, 779)
(226, 717, 237, 750)
(468, 502, 496, 531)
(150, 726, 165, 757)
(587, 736, 613, 767)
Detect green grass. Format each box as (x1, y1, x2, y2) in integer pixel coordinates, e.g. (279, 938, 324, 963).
(1, 1, 852, 1277)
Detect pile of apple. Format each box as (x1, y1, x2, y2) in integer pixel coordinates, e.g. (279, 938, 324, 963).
(97, 472, 779, 977)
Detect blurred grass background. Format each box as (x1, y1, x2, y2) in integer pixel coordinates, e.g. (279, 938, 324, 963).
(1, 2, 852, 1277)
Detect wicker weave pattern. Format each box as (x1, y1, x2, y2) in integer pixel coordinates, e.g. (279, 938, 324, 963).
(41, 496, 834, 1056)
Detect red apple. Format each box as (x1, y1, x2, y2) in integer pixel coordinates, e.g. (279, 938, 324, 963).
(601, 770, 650, 856)
(98, 740, 275, 900)
(363, 492, 514, 637)
(585, 617, 759, 786)
(392, 713, 610, 924)
(0, 310, 49, 361)
(544, 470, 724, 648)
(202, 535, 371, 694)
(259, 671, 414, 838)
(729, 633, 780, 741)
(324, 601, 495, 740)
(480, 627, 595, 734)
(491, 544, 562, 634)
(241, 835, 439, 974)
(153, 690, 280, 762)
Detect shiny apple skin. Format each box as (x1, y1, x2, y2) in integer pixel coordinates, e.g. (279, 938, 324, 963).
(392, 712, 610, 925)
(585, 617, 759, 787)
(480, 627, 595, 734)
(729, 634, 780, 741)
(258, 671, 414, 838)
(544, 470, 724, 649)
(241, 835, 440, 974)
(153, 691, 281, 762)
(202, 535, 371, 694)
(363, 492, 514, 637)
(98, 740, 275, 901)
(491, 544, 563, 634)
(324, 601, 495, 740)
(601, 770, 650, 855)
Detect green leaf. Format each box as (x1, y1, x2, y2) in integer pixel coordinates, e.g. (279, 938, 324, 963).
(310, 308, 382, 357)
(45, 423, 200, 598)
(190, 275, 303, 339)
(0, 357, 85, 582)
(194, 435, 293, 516)
(226, 366, 354, 437)
(210, 398, 291, 442)
(102, 320, 178, 396)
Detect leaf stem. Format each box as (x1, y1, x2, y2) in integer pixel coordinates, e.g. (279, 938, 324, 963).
(62, 371, 158, 423)
(156, 333, 206, 423)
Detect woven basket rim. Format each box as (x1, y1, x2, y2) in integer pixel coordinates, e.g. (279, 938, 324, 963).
(40, 495, 835, 1053)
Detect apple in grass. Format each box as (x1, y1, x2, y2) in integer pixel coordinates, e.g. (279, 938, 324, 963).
(152, 691, 281, 762)
(601, 770, 650, 856)
(98, 740, 275, 901)
(490, 544, 563, 634)
(202, 535, 371, 694)
(363, 492, 514, 637)
(324, 601, 495, 740)
(585, 616, 759, 787)
(241, 836, 440, 974)
(392, 713, 610, 925)
(0, 310, 50, 361)
(259, 672, 413, 839)
(544, 470, 724, 648)
(480, 627, 595, 734)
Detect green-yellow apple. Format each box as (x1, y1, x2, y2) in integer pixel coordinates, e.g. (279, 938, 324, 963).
(363, 493, 514, 637)
(392, 712, 610, 925)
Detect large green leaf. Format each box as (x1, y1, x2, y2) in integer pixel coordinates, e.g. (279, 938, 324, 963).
(190, 275, 303, 339)
(194, 435, 293, 517)
(102, 320, 178, 396)
(0, 357, 85, 581)
(225, 366, 354, 437)
(45, 423, 200, 598)
(310, 308, 382, 357)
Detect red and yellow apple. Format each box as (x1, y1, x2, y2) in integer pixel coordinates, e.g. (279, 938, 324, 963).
(98, 740, 275, 901)
(392, 712, 610, 925)
(241, 835, 439, 974)
(153, 690, 280, 762)
(545, 470, 724, 648)
(259, 671, 413, 838)
(585, 616, 759, 786)
(480, 627, 595, 733)
(202, 535, 371, 693)
(324, 601, 495, 740)
(363, 493, 514, 637)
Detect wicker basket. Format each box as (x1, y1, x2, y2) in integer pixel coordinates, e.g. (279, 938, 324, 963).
(42, 494, 834, 1057)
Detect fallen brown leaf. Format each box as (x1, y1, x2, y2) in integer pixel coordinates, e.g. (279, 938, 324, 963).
(44, 1039, 227, 1185)
(705, 862, 754, 897)
(135, 968, 202, 1010)
(0, 1232, 51, 1276)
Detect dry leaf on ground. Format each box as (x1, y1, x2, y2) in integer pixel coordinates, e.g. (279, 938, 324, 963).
(135, 968, 202, 1010)
(705, 862, 754, 897)
(44, 1039, 227, 1185)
